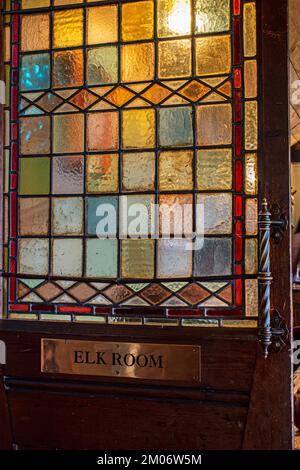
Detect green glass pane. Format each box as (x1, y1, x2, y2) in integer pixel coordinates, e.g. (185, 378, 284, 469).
(19, 157, 50, 195)
(87, 46, 118, 85)
(86, 239, 118, 278)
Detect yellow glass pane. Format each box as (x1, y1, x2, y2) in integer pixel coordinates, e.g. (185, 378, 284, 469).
(197, 149, 232, 190)
(197, 104, 232, 146)
(158, 0, 191, 38)
(122, 43, 154, 82)
(245, 101, 258, 150)
(54, 9, 83, 48)
(122, 153, 156, 192)
(244, 60, 257, 98)
(87, 6, 118, 45)
(195, 0, 230, 33)
(22, 0, 50, 7)
(122, 1, 154, 41)
(21, 14, 50, 52)
(245, 279, 258, 317)
(158, 39, 191, 79)
(244, 2, 257, 57)
(122, 109, 155, 149)
(54, 0, 82, 4)
(244, 153, 258, 195)
(159, 151, 193, 191)
(122, 240, 155, 279)
(245, 198, 258, 236)
(53, 114, 84, 154)
(87, 154, 119, 193)
(245, 238, 258, 275)
(196, 35, 231, 76)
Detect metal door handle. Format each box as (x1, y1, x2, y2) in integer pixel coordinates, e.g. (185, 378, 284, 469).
(258, 199, 288, 358)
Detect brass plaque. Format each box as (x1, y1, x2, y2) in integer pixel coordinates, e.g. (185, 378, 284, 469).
(41, 339, 201, 383)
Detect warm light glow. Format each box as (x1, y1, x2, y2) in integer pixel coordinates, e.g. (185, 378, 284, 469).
(168, 0, 191, 35)
(195, 12, 209, 32)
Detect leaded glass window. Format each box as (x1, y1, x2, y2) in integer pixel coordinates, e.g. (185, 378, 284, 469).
(2, 0, 259, 327)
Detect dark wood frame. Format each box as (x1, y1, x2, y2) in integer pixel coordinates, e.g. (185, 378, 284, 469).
(0, 0, 293, 450)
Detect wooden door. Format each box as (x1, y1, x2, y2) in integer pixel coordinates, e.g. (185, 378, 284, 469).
(0, 0, 293, 450)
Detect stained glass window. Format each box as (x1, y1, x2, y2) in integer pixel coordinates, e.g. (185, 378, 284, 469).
(2, 0, 258, 328)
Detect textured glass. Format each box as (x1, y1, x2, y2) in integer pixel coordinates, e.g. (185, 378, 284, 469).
(20, 116, 50, 154)
(194, 238, 232, 277)
(52, 197, 83, 236)
(245, 101, 258, 150)
(19, 239, 49, 276)
(106, 86, 135, 107)
(244, 60, 257, 98)
(159, 106, 193, 147)
(159, 151, 193, 191)
(158, 0, 191, 37)
(244, 2, 257, 57)
(86, 239, 118, 278)
(245, 279, 258, 317)
(197, 104, 232, 146)
(159, 194, 193, 237)
(157, 239, 193, 278)
(87, 46, 118, 85)
(196, 35, 231, 76)
(123, 109, 155, 149)
(122, 240, 155, 279)
(122, 1, 154, 41)
(195, 0, 230, 33)
(19, 157, 50, 195)
(53, 114, 84, 153)
(245, 198, 258, 236)
(53, 50, 84, 88)
(122, 153, 155, 192)
(122, 43, 154, 83)
(54, 9, 83, 48)
(87, 6, 118, 45)
(197, 149, 232, 190)
(158, 40, 191, 79)
(19, 198, 50, 236)
(245, 239, 258, 275)
(245, 153, 258, 195)
(22, 0, 50, 7)
(87, 196, 118, 237)
(120, 195, 156, 238)
(52, 155, 84, 195)
(52, 239, 83, 277)
(21, 14, 50, 52)
(21, 54, 50, 91)
(86, 154, 119, 193)
(142, 84, 172, 104)
(197, 193, 232, 234)
(87, 112, 119, 151)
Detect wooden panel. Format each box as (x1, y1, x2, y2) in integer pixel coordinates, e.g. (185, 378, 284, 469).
(0, 366, 13, 450)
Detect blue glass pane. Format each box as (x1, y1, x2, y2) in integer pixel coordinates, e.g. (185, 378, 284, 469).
(159, 106, 193, 147)
(87, 196, 118, 237)
(20, 53, 50, 91)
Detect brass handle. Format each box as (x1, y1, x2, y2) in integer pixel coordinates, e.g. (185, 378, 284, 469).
(258, 199, 288, 358)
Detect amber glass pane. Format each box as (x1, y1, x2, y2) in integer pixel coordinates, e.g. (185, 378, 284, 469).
(22, 0, 50, 7)
(87, 46, 118, 85)
(195, 0, 230, 33)
(244, 60, 257, 98)
(159, 151, 193, 191)
(244, 2, 257, 57)
(53, 114, 84, 153)
(87, 6, 118, 45)
(197, 149, 232, 190)
(245, 198, 258, 235)
(53, 50, 84, 88)
(122, 43, 154, 83)
(245, 279, 258, 317)
(158, 0, 191, 38)
(87, 112, 119, 151)
(197, 104, 232, 146)
(19, 198, 49, 236)
(245, 101, 258, 150)
(122, 109, 155, 149)
(196, 35, 231, 76)
(86, 154, 119, 193)
(122, 240, 155, 279)
(54, 9, 83, 48)
(21, 14, 50, 52)
(245, 153, 258, 195)
(158, 40, 191, 79)
(122, 1, 154, 41)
